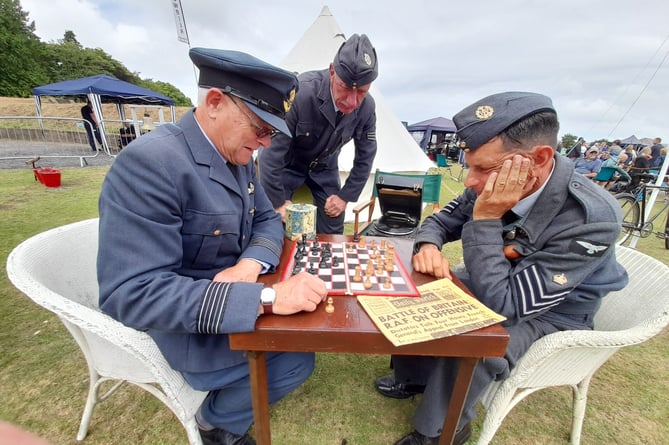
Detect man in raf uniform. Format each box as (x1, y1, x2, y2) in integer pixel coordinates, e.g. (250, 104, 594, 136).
(258, 33, 379, 234)
(374, 91, 629, 445)
(98, 48, 328, 445)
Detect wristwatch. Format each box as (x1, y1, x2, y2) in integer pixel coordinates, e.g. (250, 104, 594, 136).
(260, 287, 276, 315)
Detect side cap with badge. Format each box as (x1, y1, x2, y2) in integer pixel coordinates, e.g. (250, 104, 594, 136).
(453, 91, 555, 152)
(333, 33, 379, 88)
(189, 47, 299, 137)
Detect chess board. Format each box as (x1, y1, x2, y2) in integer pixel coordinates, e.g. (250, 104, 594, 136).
(280, 237, 420, 297)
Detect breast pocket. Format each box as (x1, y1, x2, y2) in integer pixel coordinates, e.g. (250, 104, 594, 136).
(182, 210, 241, 269)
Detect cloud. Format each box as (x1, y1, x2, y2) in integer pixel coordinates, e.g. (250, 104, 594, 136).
(20, 0, 669, 141)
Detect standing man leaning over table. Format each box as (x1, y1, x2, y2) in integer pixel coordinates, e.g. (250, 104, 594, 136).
(97, 48, 327, 445)
(374, 92, 629, 445)
(258, 33, 379, 234)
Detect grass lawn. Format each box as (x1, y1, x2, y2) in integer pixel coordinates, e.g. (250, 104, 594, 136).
(1, 164, 667, 445)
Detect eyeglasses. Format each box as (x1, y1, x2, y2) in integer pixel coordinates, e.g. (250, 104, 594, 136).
(229, 95, 280, 139)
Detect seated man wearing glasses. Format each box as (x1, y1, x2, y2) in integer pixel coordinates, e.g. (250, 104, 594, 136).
(98, 48, 328, 445)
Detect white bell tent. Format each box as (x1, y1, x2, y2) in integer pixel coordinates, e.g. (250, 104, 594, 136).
(280, 6, 434, 222)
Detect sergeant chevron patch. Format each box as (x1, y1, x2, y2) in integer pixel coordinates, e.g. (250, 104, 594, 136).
(513, 264, 571, 316)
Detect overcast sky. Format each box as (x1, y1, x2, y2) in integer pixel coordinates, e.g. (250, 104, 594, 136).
(21, 0, 669, 143)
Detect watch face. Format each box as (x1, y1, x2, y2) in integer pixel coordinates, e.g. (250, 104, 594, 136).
(261, 288, 276, 304)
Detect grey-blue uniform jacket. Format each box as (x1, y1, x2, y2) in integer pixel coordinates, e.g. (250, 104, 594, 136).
(414, 154, 628, 326)
(258, 68, 377, 206)
(97, 109, 284, 373)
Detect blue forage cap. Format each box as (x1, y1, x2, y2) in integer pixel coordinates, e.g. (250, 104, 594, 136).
(189, 47, 298, 136)
(333, 34, 379, 88)
(453, 92, 555, 152)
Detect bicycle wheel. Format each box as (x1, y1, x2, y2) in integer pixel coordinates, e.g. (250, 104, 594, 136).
(615, 193, 640, 246)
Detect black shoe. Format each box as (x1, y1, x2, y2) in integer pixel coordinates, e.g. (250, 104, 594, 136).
(199, 427, 256, 445)
(393, 423, 471, 445)
(375, 374, 425, 399)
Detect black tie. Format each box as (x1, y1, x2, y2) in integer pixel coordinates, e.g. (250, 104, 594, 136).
(502, 210, 519, 227)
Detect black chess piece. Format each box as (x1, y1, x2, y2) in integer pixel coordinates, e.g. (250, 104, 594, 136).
(319, 257, 329, 268)
(332, 256, 340, 267)
(308, 262, 318, 274)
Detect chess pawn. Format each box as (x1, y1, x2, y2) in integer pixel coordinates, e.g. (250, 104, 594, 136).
(365, 261, 374, 276)
(325, 297, 335, 313)
(385, 258, 394, 272)
(369, 248, 377, 259)
(383, 275, 392, 289)
(376, 260, 384, 275)
(353, 265, 362, 282)
(363, 276, 373, 289)
(358, 235, 366, 248)
(380, 239, 387, 250)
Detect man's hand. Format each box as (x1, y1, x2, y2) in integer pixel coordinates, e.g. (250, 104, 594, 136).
(275, 200, 293, 223)
(212, 259, 262, 283)
(412, 243, 452, 279)
(270, 272, 328, 314)
(473, 154, 534, 220)
(324, 195, 347, 218)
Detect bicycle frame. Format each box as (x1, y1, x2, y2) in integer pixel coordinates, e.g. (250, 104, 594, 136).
(616, 183, 669, 248)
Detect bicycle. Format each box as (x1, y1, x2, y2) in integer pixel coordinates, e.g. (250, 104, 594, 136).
(615, 182, 669, 249)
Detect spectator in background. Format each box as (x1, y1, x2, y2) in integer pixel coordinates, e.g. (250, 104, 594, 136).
(81, 99, 103, 151)
(609, 139, 623, 156)
(579, 139, 588, 157)
(573, 146, 602, 178)
(655, 148, 667, 169)
(119, 120, 136, 148)
(628, 146, 654, 189)
(623, 145, 637, 168)
(650, 137, 663, 168)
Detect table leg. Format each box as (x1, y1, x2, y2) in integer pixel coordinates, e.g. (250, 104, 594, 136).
(438, 357, 478, 445)
(248, 351, 271, 445)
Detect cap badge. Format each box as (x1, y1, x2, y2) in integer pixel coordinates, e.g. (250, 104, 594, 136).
(283, 88, 296, 113)
(475, 105, 494, 120)
(552, 273, 568, 285)
(363, 53, 372, 66)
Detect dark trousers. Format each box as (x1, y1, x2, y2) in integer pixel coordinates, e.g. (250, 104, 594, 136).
(389, 312, 591, 437)
(183, 351, 314, 434)
(84, 121, 102, 150)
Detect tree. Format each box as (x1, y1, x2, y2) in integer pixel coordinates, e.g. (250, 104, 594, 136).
(0, 0, 191, 104)
(560, 133, 580, 156)
(0, 0, 49, 96)
(141, 79, 193, 107)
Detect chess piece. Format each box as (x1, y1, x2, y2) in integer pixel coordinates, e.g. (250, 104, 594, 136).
(385, 258, 394, 273)
(383, 276, 392, 289)
(365, 261, 374, 276)
(376, 260, 384, 275)
(353, 265, 362, 282)
(325, 297, 335, 313)
(332, 256, 340, 267)
(364, 276, 373, 289)
(308, 262, 318, 274)
(358, 236, 366, 248)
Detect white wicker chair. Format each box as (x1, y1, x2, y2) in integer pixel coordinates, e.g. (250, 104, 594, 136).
(476, 246, 669, 445)
(6, 218, 207, 444)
